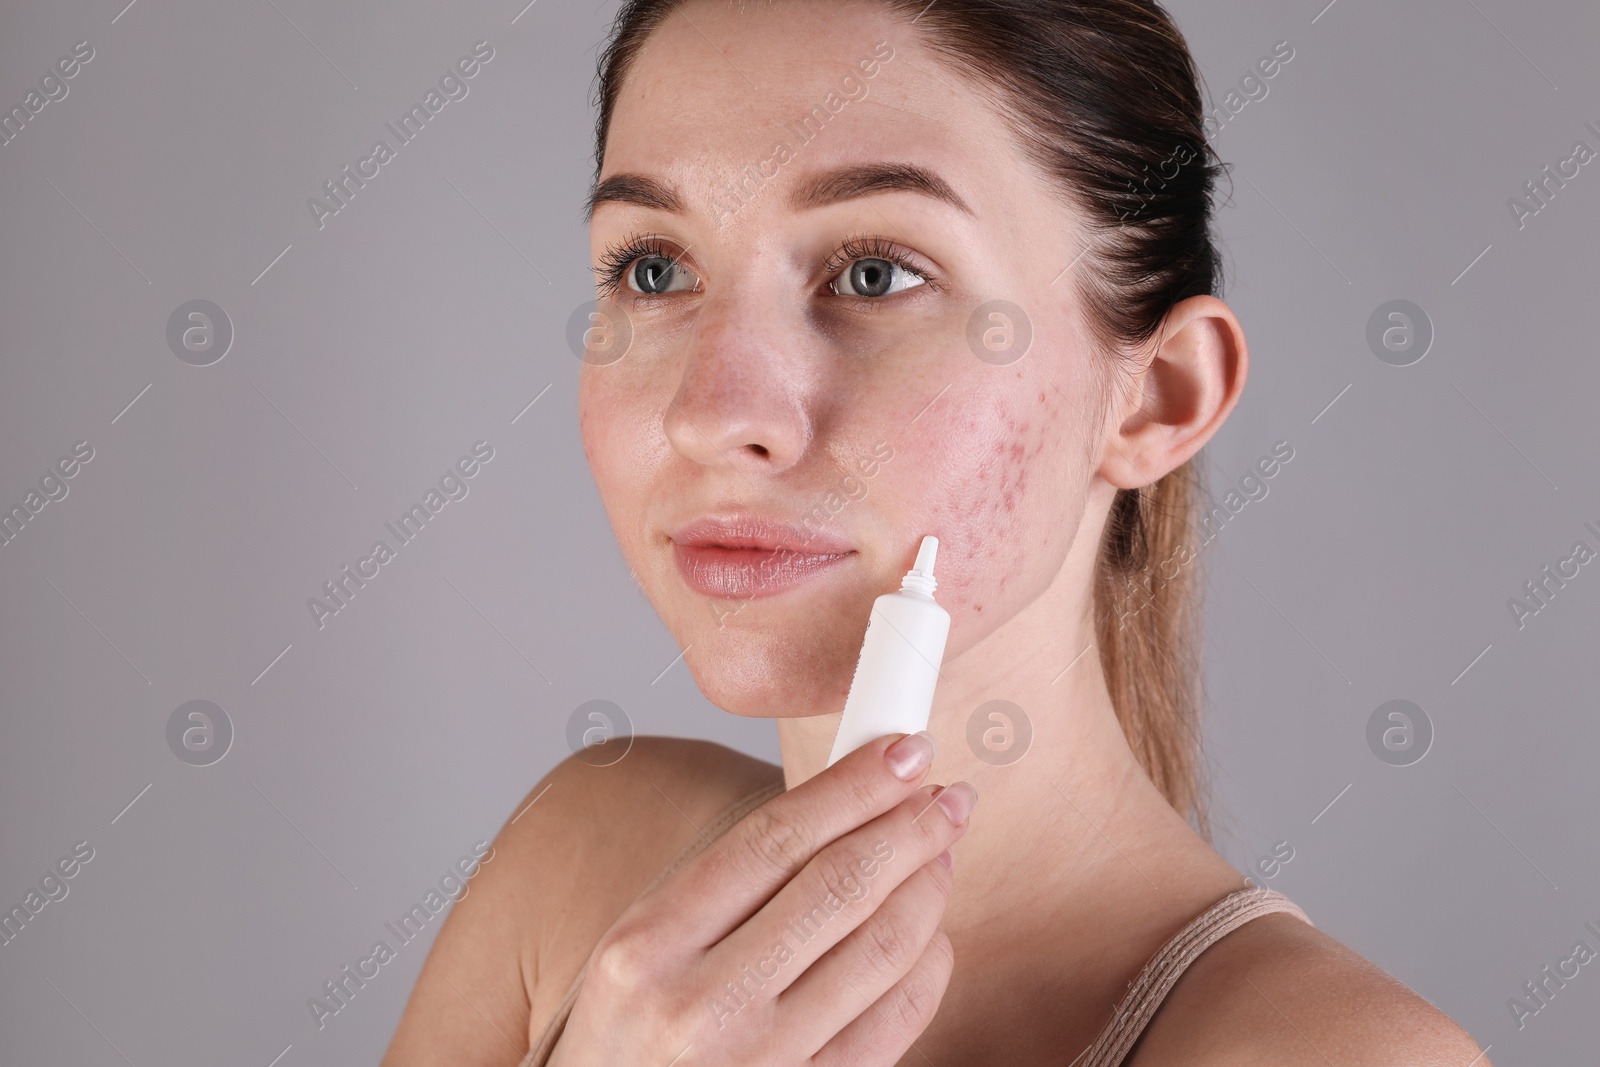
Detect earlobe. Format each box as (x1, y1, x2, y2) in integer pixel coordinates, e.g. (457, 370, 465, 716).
(1099, 295, 1248, 490)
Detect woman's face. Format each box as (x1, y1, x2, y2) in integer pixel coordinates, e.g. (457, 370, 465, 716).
(580, 0, 1116, 718)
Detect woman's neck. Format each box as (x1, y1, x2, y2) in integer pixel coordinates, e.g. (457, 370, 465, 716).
(775, 553, 1246, 1061)
(774, 599, 1209, 922)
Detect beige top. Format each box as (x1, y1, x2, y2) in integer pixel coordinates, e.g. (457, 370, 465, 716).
(522, 779, 1312, 1066)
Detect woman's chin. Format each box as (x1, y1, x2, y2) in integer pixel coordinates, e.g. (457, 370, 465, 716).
(681, 630, 856, 719)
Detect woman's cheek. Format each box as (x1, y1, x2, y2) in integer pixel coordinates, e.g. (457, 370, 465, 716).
(580, 378, 654, 537)
(916, 390, 1058, 623)
(576, 366, 614, 469)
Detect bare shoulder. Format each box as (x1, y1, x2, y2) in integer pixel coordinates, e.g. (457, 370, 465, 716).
(379, 736, 782, 1065)
(509, 737, 785, 1015)
(1127, 909, 1492, 1067)
(513, 734, 787, 914)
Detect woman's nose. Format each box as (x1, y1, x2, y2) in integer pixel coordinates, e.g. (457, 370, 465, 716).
(662, 299, 812, 474)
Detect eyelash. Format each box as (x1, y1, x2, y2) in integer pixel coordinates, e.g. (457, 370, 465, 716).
(591, 232, 937, 299)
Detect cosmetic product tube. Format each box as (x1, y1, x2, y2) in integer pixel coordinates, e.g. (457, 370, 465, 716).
(825, 535, 950, 767)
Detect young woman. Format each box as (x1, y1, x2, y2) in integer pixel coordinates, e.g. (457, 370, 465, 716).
(383, 1, 1489, 1063)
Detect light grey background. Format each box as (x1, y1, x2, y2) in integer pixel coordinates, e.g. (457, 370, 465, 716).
(1, 0, 1595, 1063)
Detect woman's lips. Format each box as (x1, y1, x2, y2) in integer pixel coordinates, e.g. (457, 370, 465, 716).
(671, 542, 855, 599)
(667, 515, 856, 599)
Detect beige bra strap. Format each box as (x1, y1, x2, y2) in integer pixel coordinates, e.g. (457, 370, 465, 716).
(522, 777, 787, 1067)
(1076, 884, 1314, 1067)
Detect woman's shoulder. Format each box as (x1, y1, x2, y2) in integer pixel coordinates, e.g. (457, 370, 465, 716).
(1125, 906, 1491, 1066)
(377, 737, 781, 1064)
(512, 734, 786, 879)
(505, 736, 785, 1017)
(509, 733, 786, 916)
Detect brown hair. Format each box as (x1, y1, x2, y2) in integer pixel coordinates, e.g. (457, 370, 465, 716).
(591, 0, 1226, 840)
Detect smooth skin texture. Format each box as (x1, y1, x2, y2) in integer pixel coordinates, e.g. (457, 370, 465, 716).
(382, 2, 1492, 1064)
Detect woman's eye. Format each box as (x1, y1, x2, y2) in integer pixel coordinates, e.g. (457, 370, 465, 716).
(830, 257, 928, 298)
(626, 254, 700, 295)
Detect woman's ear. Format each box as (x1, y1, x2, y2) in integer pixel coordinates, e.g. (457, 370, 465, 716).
(1098, 294, 1248, 490)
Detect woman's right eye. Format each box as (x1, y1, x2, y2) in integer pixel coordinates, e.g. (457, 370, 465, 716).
(624, 254, 700, 295)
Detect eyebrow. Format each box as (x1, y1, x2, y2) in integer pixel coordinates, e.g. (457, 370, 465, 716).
(583, 162, 974, 223)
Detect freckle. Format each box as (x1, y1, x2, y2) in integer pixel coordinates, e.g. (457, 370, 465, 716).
(975, 604, 983, 612)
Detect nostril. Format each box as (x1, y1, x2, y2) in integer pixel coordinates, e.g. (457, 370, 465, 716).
(747, 443, 769, 457)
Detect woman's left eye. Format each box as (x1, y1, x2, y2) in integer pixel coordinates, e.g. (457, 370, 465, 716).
(830, 256, 929, 298)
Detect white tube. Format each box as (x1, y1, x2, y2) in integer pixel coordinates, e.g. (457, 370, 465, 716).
(825, 535, 951, 767)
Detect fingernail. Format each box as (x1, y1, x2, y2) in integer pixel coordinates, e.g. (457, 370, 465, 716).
(885, 731, 935, 780)
(936, 848, 954, 870)
(935, 781, 976, 825)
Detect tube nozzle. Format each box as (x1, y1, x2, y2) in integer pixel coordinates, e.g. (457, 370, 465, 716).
(900, 535, 939, 596)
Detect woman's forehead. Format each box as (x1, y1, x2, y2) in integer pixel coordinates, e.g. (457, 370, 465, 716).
(602, 4, 998, 178)
(599, 85, 1037, 237)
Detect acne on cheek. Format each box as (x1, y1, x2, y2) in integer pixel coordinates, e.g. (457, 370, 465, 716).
(920, 388, 1056, 619)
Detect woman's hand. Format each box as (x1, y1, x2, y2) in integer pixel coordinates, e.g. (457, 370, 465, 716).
(547, 730, 974, 1067)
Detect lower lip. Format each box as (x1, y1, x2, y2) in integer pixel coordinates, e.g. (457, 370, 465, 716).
(672, 542, 854, 599)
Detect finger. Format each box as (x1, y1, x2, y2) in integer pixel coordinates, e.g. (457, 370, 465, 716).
(777, 853, 953, 1040)
(637, 731, 938, 945)
(704, 780, 973, 1000)
(810, 925, 955, 1067)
